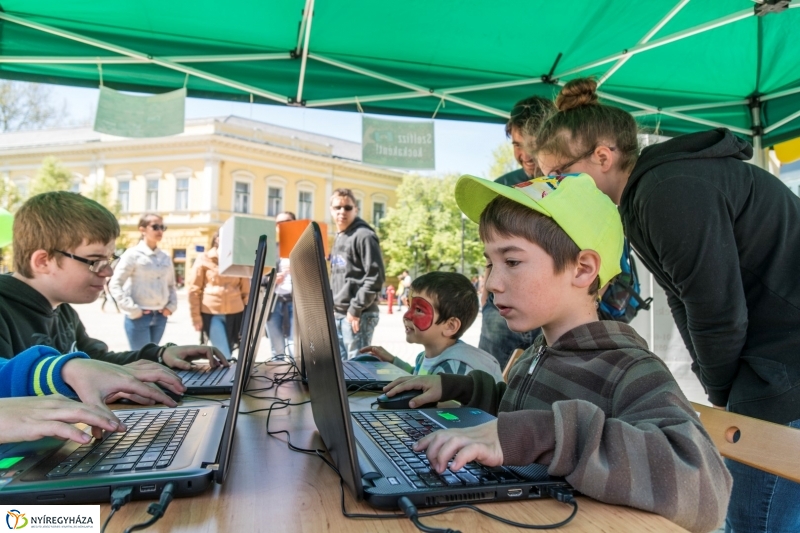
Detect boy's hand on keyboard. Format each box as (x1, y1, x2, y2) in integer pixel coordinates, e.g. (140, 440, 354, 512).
(0, 395, 123, 445)
(383, 375, 442, 408)
(62, 359, 183, 408)
(358, 345, 394, 363)
(161, 345, 229, 370)
(413, 420, 504, 474)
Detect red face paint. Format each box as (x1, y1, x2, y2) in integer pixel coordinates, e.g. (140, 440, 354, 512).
(404, 296, 435, 331)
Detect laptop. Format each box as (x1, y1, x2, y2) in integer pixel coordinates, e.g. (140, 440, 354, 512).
(291, 222, 571, 508)
(177, 241, 275, 395)
(291, 226, 409, 389)
(0, 237, 270, 504)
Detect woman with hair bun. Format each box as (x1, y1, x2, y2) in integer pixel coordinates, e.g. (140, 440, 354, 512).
(534, 77, 800, 532)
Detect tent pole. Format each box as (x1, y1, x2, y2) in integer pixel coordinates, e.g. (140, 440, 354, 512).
(762, 85, 800, 102)
(0, 53, 290, 64)
(441, 78, 543, 95)
(749, 97, 766, 169)
(598, 0, 690, 87)
(555, 8, 752, 79)
(294, 0, 313, 56)
(306, 91, 429, 107)
(597, 89, 751, 135)
(0, 12, 289, 104)
(764, 109, 800, 135)
(296, 0, 316, 104)
(632, 99, 748, 116)
(309, 53, 509, 117)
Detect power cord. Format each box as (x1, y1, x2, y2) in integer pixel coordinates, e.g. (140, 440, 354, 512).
(399, 497, 461, 533)
(101, 486, 133, 533)
(121, 482, 176, 533)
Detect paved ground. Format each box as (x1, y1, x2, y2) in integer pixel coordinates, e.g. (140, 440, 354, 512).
(74, 289, 708, 405)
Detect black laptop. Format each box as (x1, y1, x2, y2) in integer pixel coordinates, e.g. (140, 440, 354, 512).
(291, 222, 571, 508)
(0, 237, 270, 504)
(177, 241, 275, 394)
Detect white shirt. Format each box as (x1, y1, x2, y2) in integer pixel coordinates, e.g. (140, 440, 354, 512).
(109, 240, 177, 318)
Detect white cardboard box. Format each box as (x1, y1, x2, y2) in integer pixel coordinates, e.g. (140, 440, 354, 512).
(218, 215, 276, 277)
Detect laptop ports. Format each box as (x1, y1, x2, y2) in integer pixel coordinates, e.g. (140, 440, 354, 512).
(139, 484, 157, 493)
(507, 488, 523, 498)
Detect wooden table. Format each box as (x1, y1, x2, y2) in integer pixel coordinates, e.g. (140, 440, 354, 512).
(101, 364, 688, 532)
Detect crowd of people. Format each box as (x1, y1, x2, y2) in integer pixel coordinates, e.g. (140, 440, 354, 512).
(2, 76, 799, 533)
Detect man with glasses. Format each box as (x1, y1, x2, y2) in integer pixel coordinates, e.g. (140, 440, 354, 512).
(329, 188, 385, 360)
(0, 191, 227, 373)
(478, 96, 556, 370)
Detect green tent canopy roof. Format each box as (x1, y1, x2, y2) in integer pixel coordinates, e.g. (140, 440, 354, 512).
(1, 0, 798, 147)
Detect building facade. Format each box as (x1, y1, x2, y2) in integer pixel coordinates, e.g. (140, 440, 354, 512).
(0, 116, 403, 283)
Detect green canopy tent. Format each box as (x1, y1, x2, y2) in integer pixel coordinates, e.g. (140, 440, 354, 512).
(0, 0, 798, 166)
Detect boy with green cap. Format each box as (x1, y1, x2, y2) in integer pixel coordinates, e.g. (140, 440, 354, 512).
(383, 174, 732, 533)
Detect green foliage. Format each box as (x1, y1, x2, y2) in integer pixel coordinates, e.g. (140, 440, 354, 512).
(486, 142, 517, 180)
(377, 174, 484, 277)
(29, 156, 74, 197)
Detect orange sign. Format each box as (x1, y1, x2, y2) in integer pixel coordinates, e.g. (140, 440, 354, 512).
(278, 220, 329, 258)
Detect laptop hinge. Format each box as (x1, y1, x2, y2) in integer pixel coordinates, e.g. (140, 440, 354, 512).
(203, 463, 220, 471)
(356, 446, 381, 483)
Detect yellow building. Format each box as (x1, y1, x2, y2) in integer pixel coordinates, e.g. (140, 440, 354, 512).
(0, 116, 403, 283)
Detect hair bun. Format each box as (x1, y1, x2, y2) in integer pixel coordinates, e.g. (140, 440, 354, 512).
(556, 78, 599, 111)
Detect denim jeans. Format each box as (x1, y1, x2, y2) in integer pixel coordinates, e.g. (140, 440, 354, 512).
(124, 311, 168, 350)
(335, 311, 379, 360)
(478, 294, 539, 370)
(266, 299, 294, 358)
(208, 314, 231, 359)
(725, 417, 800, 533)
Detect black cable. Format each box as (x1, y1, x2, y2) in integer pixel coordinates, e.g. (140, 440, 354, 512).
(399, 497, 460, 533)
(102, 486, 133, 533)
(122, 482, 176, 533)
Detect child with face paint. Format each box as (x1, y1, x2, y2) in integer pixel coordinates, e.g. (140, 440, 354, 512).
(359, 272, 503, 382)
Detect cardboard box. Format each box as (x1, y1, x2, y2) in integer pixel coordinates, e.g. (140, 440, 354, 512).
(218, 216, 276, 277)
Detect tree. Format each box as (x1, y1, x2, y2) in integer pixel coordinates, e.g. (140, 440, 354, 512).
(0, 175, 22, 213)
(0, 81, 66, 132)
(486, 142, 517, 179)
(378, 174, 484, 278)
(29, 156, 74, 197)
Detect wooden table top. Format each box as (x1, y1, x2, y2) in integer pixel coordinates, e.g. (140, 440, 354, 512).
(100, 363, 688, 532)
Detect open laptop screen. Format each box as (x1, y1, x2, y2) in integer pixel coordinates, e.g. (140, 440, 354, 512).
(290, 222, 362, 499)
(214, 234, 269, 484)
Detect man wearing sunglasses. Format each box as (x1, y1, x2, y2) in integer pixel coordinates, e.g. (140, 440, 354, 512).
(329, 188, 385, 360)
(478, 96, 556, 370)
(0, 192, 228, 378)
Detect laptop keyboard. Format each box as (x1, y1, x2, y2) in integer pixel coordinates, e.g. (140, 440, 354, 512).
(352, 411, 522, 489)
(342, 362, 372, 381)
(178, 365, 232, 387)
(46, 409, 198, 477)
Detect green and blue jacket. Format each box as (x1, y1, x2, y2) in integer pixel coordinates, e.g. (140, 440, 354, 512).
(0, 345, 87, 398)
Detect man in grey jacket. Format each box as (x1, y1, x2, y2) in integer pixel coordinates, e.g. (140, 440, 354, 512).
(329, 188, 385, 360)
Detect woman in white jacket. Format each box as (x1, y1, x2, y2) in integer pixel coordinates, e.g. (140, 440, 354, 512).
(110, 214, 177, 350)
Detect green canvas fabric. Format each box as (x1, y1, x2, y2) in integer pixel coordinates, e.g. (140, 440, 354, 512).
(0, 0, 798, 144)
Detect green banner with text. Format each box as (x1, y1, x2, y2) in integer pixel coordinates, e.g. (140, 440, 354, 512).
(362, 117, 435, 169)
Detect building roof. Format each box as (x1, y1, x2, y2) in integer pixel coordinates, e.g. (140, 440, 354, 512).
(0, 116, 362, 162)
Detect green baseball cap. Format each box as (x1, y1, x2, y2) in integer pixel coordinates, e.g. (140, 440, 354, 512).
(0, 208, 12, 248)
(455, 173, 623, 287)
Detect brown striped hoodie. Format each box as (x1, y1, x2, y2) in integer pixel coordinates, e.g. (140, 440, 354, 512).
(440, 320, 732, 533)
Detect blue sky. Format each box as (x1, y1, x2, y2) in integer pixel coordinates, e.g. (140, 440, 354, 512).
(49, 84, 510, 178)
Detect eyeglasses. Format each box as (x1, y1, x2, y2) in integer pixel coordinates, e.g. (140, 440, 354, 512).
(148, 224, 168, 231)
(546, 145, 617, 177)
(56, 250, 119, 273)
(331, 205, 354, 212)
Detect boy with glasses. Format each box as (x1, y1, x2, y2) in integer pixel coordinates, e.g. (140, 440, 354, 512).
(0, 191, 227, 371)
(329, 188, 385, 359)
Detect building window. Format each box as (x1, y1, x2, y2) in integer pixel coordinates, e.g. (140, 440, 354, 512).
(235, 181, 251, 214)
(373, 202, 385, 226)
(146, 179, 159, 211)
(298, 190, 313, 219)
(175, 178, 189, 211)
(117, 181, 130, 212)
(268, 186, 283, 217)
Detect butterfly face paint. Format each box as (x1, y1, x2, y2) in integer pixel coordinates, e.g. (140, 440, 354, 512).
(403, 296, 435, 331)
